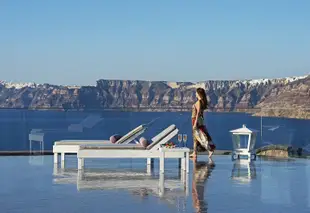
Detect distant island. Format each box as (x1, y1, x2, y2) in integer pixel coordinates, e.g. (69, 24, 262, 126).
(0, 74, 309, 120)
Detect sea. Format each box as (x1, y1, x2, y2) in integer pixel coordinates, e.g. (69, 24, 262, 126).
(0, 109, 310, 152)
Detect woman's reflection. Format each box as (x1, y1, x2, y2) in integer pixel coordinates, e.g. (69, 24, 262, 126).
(192, 159, 215, 213)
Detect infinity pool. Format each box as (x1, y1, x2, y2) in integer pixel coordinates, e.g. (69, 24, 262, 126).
(1, 155, 310, 213)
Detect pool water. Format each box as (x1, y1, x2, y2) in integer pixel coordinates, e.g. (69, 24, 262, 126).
(1, 155, 310, 213)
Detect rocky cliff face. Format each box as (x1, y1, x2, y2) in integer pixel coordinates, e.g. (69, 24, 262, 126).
(254, 76, 310, 119)
(0, 75, 309, 119)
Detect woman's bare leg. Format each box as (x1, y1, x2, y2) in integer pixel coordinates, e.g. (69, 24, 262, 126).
(208, 145, 215, 159)
(208, 150, 214, 159)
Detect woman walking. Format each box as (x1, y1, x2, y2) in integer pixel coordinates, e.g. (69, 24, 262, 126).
(191, 87, 216, 160)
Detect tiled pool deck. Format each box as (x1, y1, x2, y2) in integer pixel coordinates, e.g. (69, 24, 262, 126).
(1, 155, 310, 213)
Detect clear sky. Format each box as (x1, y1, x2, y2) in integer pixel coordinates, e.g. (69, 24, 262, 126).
(1, 0, 309, 85)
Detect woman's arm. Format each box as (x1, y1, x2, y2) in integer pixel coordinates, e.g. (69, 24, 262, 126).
(193, 101, 201, 128)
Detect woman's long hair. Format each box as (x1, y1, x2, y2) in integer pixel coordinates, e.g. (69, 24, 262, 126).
(196, 88, 208, 110)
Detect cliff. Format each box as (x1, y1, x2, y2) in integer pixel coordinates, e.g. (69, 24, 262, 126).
(254, 75, 310, 119)
(0, 75, 309, 119)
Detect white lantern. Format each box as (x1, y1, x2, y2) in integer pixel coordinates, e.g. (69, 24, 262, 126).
(230, 124, 259, 160)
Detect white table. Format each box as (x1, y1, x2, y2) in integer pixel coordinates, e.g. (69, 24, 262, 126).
(159, 147, 190, 174)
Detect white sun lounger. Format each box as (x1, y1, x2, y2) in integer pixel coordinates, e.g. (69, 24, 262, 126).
(77, 124, 190, 173)
(53, 124, 146, 164)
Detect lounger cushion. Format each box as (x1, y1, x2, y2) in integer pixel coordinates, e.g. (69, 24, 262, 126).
(147, 124, 176, 150)
(116, 125, 144, 144)
(80, 144, 146, 150)
(139, 137, 149, 148)
(54, 140, 110, 145)
(110, 134, 122, 143)
(54, 124, 145, 146)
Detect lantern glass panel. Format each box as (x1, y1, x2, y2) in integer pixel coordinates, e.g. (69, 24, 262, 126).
(232, 134, 249, 149)
(249, 134, 257, 150)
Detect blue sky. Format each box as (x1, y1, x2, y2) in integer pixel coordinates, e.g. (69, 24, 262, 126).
(0, 0, 309, 85)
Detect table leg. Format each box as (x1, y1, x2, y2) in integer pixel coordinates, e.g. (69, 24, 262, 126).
(181, 157, 185, 171)
(147, 158, 154, 175)
(160, 151, 165, 173)
(78, 158, 84, 170)
(54, 153, 58, 164)
(186, 152, 189, 173)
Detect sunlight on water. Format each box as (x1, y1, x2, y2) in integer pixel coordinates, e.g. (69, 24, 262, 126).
(1, 155, 310, 213)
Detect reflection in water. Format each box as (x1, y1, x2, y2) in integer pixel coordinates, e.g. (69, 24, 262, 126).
(261, 162, 291, 205)
(231, 159, 256, 183)
(287, 128, 296, 147)
(53, 165, 189, 208)
(192, 160, 215, 213)
(258, 158, 310, 209)
(5, 155, 310, 212)
(28, 155, 44, 165)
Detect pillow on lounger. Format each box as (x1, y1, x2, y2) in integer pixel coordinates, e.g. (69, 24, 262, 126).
(110, 134, 122, 143)
(139, 137, 149, 148)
